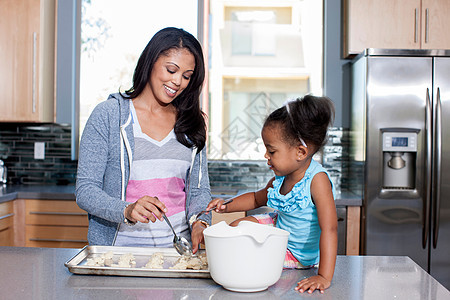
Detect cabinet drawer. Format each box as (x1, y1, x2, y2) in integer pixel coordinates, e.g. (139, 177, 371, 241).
(0, 202, 14, 246)
(0, 201, 13, 217)
(0, 202, 14, 231)
(0, 227, 13, 246)
(26, 213, 88, 226)
(25, 199, 88, 226)
(25, 240, 87, 248)
(0, 215, 13, 232)
(25, 225, 88, 248)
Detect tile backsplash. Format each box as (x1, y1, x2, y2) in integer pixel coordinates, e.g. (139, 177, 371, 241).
(208, 160, 273, 194)
(0, 123, 77, 185)
(0, 123, 349, 191)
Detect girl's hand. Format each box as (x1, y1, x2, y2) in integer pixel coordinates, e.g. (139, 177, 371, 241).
(294, 275, 331, 294)
(206, 198, 228, 213)
(124, 196, 167, 223)
(191, 220, 207, 254)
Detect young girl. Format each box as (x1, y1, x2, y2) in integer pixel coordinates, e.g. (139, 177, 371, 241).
(206, 95, 337, 294)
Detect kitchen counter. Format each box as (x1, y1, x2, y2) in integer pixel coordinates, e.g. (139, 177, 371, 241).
(0, 247, 448, 299)
(0, 185, 76, 202)
(0, 185, 362, 206)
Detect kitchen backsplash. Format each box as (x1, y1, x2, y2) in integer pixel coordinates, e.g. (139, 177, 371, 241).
(0, 123, 77, 185)
(0, 123, 349, 192)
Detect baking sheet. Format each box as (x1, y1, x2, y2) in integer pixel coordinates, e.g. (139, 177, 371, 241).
(65, 245, 211, 278)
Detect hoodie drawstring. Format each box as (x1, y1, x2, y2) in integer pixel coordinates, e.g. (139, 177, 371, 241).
(119, 114, 133, 202)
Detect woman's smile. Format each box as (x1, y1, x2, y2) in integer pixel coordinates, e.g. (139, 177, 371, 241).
(164, 84, 178, 97)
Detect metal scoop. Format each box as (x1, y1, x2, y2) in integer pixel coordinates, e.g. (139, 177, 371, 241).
(194, 198, 233, 220)
(162, 214, 193, 256)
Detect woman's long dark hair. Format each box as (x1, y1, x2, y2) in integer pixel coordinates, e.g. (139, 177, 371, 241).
(122, 27, 206, 151)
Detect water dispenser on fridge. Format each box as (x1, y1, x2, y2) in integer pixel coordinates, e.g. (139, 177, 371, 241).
(381, 129, 418, 190)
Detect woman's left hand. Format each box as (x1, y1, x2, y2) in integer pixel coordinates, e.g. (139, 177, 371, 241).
(190, 220, 207, 254)
(295, 275, 331, 294)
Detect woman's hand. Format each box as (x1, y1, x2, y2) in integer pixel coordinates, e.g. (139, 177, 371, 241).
(124, 196, 167, 224)
(191, 220, 207, 254)
(294, 274, 331, 294)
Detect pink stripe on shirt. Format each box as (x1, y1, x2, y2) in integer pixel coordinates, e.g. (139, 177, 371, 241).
(126, 177, 186, 217)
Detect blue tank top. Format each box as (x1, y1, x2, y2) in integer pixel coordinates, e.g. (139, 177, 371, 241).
(267, 159, 335, 266)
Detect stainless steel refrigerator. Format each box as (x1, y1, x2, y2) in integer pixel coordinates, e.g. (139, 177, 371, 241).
(350, 49, 450, 290)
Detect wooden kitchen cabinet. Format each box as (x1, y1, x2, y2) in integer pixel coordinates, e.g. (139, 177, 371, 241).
(0, 202, 14, 246)
(343, 0, 450, 58)
(0, 0, 56, 122)
(346, 206, 360, 255)
(420, 0, 450, 49)
(15, 199, 88, 248)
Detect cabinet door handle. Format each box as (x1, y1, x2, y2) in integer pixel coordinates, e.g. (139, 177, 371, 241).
(414, 8, 418, 43)
(425, 8, 429, 43)
(32, 32, 37, 113)
(29, 238, 88, 243)
(29, 211, 87, 216)
(0, 213, 14, 221)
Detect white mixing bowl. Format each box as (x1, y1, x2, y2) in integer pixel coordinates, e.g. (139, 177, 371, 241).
(203, 221, 290, 292)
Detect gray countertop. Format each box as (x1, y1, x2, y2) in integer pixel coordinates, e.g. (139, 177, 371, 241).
(0, 246, 448, 299)
(0, 184, 362, 206)
(0, 184, 76, 202)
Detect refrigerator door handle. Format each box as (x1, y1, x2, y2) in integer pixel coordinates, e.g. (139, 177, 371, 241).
(424, 88, 432, 249)
(433, 87, 442, 248)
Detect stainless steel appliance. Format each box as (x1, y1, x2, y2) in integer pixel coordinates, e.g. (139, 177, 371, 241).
(350, 49, 450, 289)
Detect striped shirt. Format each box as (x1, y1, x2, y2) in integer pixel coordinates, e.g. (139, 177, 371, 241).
(114, 101, 192, 247)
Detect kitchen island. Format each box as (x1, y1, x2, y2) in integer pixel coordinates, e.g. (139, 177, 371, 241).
(0, 247, 448, 299)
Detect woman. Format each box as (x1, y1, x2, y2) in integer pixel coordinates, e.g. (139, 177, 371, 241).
(76, 27, 211, 253)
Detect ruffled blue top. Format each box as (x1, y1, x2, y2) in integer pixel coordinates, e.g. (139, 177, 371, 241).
(267, 159, 335, 266)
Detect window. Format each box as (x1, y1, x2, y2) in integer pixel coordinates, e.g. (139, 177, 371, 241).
(207, 0, 323, 159)
(231, 10, 276, 56)
(79, 0, 198, 135)
(79, 0, 323, 161)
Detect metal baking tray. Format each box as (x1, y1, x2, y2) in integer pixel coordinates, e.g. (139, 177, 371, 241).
(65, 245, 210, 278)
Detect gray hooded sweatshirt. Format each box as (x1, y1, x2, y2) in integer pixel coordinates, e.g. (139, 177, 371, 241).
(76, 93, 211, 245)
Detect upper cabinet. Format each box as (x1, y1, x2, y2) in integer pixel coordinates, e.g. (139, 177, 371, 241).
(421, 0, 450, 50)
(0, 0, 55, 122)
(343, 0, 450, 58)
